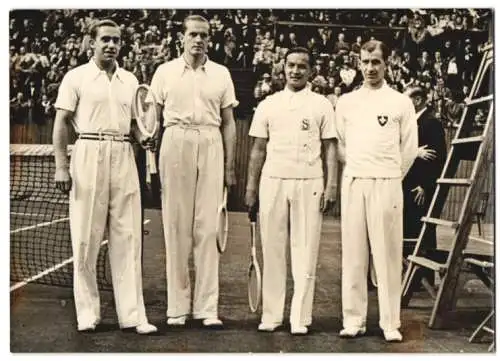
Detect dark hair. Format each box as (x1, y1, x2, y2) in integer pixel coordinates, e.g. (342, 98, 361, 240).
(284, 47, 313, 68)
(407, 86, 427, 99)
(182, 15, 209, 33)
(360, 40, 390, 63)
(89, 19, 120, 39)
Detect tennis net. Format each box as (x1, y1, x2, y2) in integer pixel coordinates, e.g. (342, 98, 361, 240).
(10, 144, 111, 291)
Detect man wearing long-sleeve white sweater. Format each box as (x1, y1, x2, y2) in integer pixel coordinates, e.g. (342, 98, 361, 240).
(335, 40, 418, 343)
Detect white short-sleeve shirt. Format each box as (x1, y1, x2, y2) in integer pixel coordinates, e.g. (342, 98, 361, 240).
(54, 59, 139, 134)
(249, 87, 337, 179)
(149, 56, 238, 127)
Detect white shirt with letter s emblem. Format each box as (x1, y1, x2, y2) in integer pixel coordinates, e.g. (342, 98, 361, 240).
(249, 87, 337, 179)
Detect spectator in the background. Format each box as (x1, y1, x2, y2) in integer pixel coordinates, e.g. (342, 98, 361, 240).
(473, 108, 487, 127)
(462, 39, 477, 87)
(53, 22, 66, 45)
(334, 32, 350, 54)
(222, 39, 239, 67)
(25, 79, 40, 100)
(324, 76, 336, 94)
(261, 31, 274, 51)
(326, 85, 341, 109)
(311, 58, 324, 78)
(254, 72, 273, 102)
(133, 62, 148, 84)
(339, 58, 359, 92)
(387, 49, 401, 67)
(10, 92, 29, 124)
(351, 35, 363, 54)
(234, 9, 249, 27)
(325, 59, 338, 79)
(446, 55, 459, 89)
(272, 72, 286, 91)
(318, 31, 332, 55)
(252, 43, 272, 75)
(441, 39, 453, 62)
(288, 32, 299, 48)
(40, 93, 55, 124)
(403, 87, 447, 268)
(443, 89, 465, 127)
(416, 50, 432, 73)
(254, 27, 263, 46)
(270, 48, 285, 77)
(408, 11, 429, 54)
(432, 51, 444, 78)
(275, 32, 287, 48)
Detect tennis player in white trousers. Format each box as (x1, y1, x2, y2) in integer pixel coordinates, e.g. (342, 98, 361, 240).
(149, 15, 237, 328)
(53, 19, 156, 334)
(245, 47, 338, 335)
(335, 40, 418, 342)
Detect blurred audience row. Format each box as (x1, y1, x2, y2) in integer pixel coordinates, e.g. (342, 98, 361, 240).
(10, 9, 492, 128)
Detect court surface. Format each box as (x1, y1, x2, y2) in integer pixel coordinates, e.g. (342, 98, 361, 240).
(10, 210, 494, 353)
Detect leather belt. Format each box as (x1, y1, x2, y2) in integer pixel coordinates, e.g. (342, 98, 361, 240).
(78, 132, 131, 142)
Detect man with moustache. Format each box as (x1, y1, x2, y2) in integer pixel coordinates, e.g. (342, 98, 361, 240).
(53, 19, 157, 334)
(245, 47, 338, 335)
(149, 15, 238, 328)
(335, 40, 418, 342)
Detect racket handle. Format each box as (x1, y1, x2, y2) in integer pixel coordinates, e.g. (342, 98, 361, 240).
(147, 150, 157, 174)
(248, 204, 258, 222)
(145, 150, 151, 184)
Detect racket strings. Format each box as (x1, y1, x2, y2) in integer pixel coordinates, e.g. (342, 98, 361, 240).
(248, 267, 260, 311)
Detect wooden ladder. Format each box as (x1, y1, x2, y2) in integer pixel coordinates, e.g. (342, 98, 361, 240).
(401, 42, 494, 329)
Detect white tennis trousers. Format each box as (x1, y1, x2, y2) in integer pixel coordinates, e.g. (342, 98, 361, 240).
(69, 139, 149, 330)
(259, 176, 324, 327)
(159, 125, 224, 319)
(341, 176, 403, 332)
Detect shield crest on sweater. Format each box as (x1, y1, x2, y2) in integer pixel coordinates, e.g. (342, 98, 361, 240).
(377, 115, 389, 126)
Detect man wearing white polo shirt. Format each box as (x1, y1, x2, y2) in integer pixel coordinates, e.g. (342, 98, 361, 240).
(335, 40, 418, 342)
(245, 47, 338, 335)
(53, 19, 156, 334)
(149, 15, 237, 328)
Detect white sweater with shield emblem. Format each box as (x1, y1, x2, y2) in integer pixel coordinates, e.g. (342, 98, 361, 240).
(335, 82, 418, 178)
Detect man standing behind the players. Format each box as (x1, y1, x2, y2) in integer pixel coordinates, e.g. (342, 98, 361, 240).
(335, 40, 418, 342)
(245, 47, 338, 335)
(149, 15, 237, 328)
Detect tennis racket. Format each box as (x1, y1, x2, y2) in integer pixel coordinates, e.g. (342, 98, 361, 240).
(248, 204, 262, 313)
(132, 84, 159, 184)
(216, 186, 228, 253)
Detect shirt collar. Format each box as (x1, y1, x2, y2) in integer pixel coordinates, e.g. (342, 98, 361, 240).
(283, 84, 310, 97)
(180, 54, 210, 73)
(359, 79, 390, 94)
(89, 58, 124, 82)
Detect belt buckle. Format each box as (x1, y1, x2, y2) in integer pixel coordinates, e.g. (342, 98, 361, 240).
(113, 134, 125, 142)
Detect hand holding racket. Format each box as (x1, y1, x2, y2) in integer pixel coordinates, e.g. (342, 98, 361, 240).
(132, 84, 159, 184)
(216, 186, 229, 253)
(248, 203, 262, 313)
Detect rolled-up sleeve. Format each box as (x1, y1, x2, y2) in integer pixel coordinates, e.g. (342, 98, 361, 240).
(54, 71, 78, 112)
(221, 68, 239, 109)
(249, 100, 269, 139)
